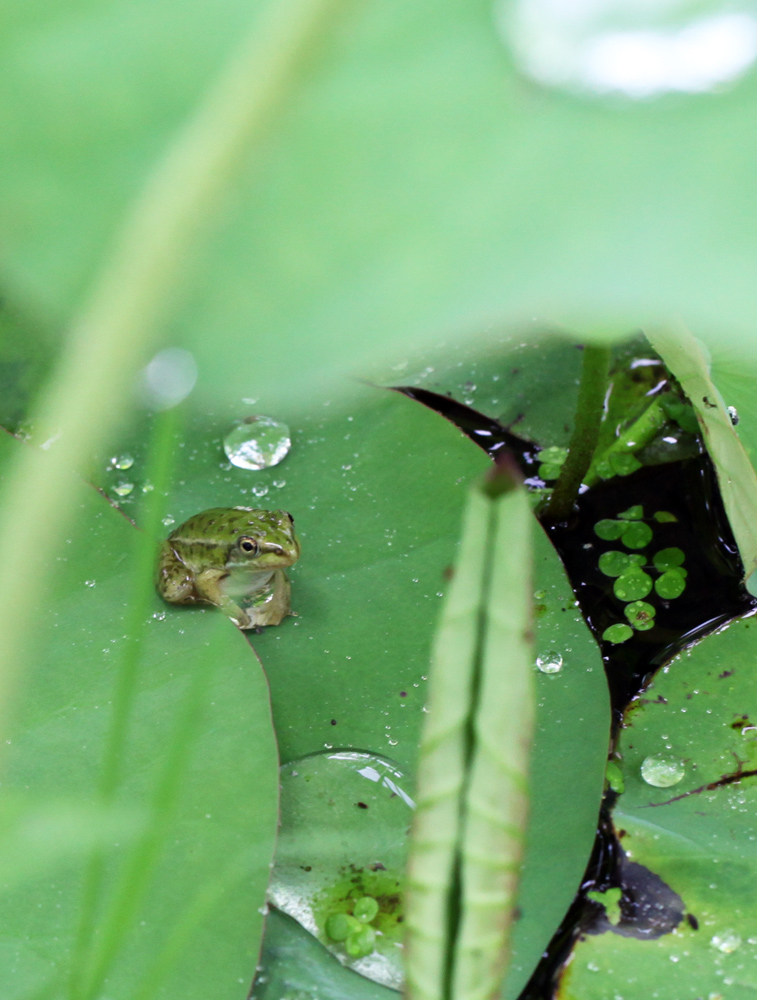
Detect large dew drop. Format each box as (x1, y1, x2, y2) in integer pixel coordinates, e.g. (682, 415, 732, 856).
(224, 415, 291, 470)
(268, 750, 414, 990)
(640, 754, 685, 788)
(536, 650, 563, 674)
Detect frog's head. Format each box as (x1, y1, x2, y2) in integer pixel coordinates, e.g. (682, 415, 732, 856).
(226, 508, 301, 571)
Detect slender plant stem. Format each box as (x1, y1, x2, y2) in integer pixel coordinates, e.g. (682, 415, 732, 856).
(68, 407, 179, 1000)
(544, 345, 611, 523)
(0, 0, 345, 744)
(583, 397, 666, 488)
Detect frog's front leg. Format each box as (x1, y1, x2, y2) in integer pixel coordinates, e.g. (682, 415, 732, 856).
(194, 568, 252, 629)
(248, 569, 292, 628)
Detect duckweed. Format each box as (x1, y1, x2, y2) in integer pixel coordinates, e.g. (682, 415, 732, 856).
(618, 505, 644, 520)
(613, 569, 653, 602)
(598, 551, 631, 577)
(621, 521, 653, 549)
(653, 510, 677, 523)
(655, 569, 687, 599)
(594, 519, 626, 541)
(602, 623, 633, 644)
(652, 547, 685, 571)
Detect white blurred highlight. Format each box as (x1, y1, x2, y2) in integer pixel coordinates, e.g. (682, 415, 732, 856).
(499, 0, 757, 98)
(140, 348, 198, 409)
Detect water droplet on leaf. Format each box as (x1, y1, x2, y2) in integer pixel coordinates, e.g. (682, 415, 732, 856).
(224, 416, 291, 470)
(536, 650, 563, 674)
(711, 931, 741, 953)
(641, 755, 685, 787)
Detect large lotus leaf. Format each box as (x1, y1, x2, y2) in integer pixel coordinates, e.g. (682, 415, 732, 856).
(559, 612, 757, 999)
(124, 387, 491, 774)
(0, 432, 279, 1000)
(6, 0, 757, 415)
(99, 370, 610, 995)
(370, 332, 584, 449)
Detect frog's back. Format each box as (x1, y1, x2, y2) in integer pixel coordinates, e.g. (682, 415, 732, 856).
(167, 507, 260, 545)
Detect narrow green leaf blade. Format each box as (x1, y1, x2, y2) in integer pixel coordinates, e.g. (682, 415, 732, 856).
(405, 473, 535, 1000)
(647, 328, 757, 580)
(454, 485, 533, 1000)
(404, 486, 492, 1000)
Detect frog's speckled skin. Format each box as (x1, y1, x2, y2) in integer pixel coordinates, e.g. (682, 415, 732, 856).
(155, 507, 300, 629)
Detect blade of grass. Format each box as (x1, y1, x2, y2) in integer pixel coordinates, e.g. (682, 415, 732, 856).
(68, 405, 180, 1000)
(404, 461, 534, 1000)
(0, 0, 348, 745)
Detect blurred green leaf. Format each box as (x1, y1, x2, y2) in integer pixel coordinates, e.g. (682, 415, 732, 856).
(0, 295, 54, 433)
(6, 1, 757, 415)
(0, 439, 279, 1000)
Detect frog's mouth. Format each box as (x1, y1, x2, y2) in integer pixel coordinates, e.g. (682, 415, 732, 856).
(250, 540, 300, 568)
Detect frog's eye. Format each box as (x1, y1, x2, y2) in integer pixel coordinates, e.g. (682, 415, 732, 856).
(286, 512, 295, 525)
(238, 536, 260, 555)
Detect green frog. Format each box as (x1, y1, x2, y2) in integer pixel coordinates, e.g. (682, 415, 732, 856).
(156, 507, 300, 629)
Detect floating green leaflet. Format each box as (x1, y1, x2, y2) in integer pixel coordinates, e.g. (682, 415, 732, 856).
(655, 569, 687, 599)
(405, 467, 534, 1000)
(602, 623, 633, 644)
(594, 519, 625, 540)
(618, 506, 644, 520)
(598, 551, 630, 577)
(653, 510, 677, 523)
(624, 600, 656, 631)
(621, 521, 653, 550)
(652, 547, 685, 571)
(613, 569, 653, 602)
